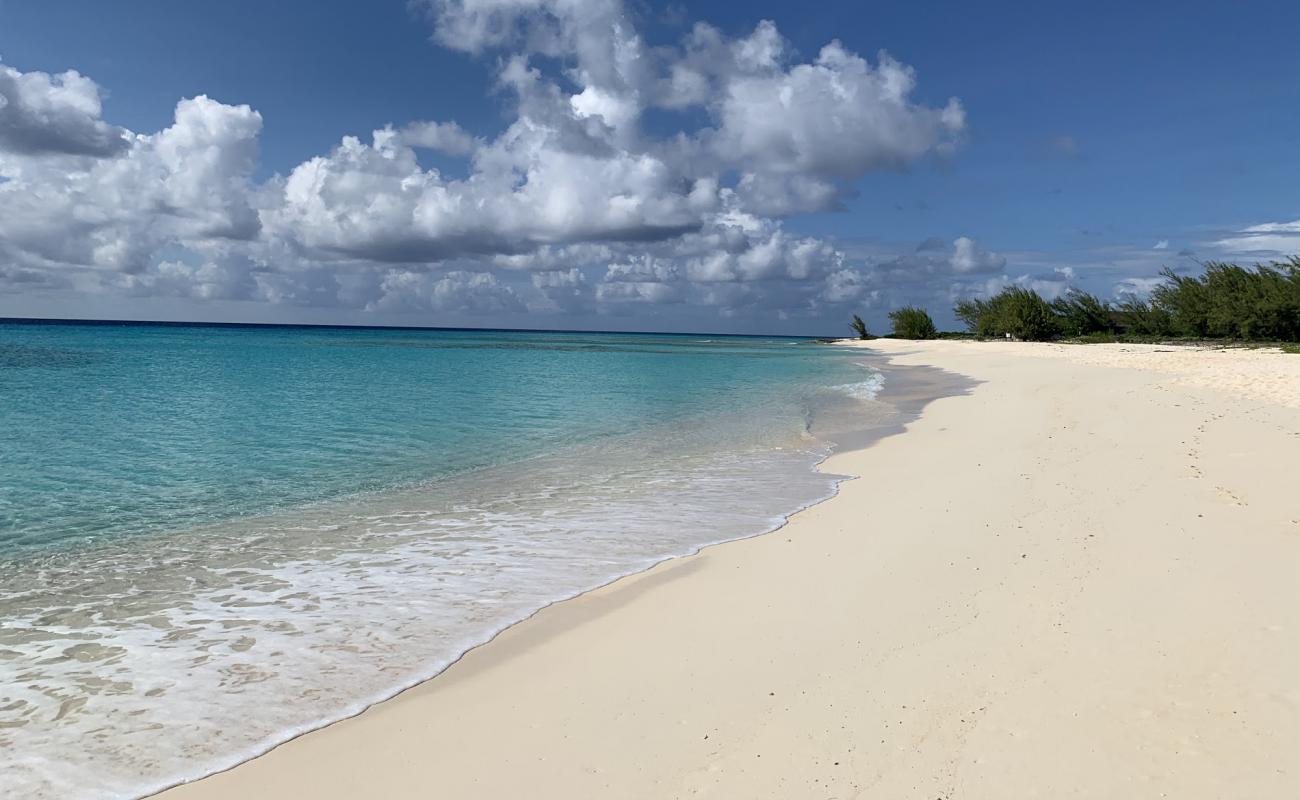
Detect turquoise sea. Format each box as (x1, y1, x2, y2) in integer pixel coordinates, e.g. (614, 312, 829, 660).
(0, 322, 899, 798)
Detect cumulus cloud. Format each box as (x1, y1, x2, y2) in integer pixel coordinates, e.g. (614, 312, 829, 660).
(0, 92, 262, 272)
(530, 267, 591, 312)
(263, 121, 709, 264)
(710, 38, 964, 213)
(819, 235, 1118, 319)
(0, 63, 130, 157)
(1113, 276, 1166, 297)
(822, 267, 876, 305)
(393, 120, 480, 156)
(1021, 266, 1076, 299)
(575, 207, 853, 316)
(0, 1, 969, 324)
(262, 2, 963, 264)
(812, 235, 1007, 310)
(368, 269, 525, 313)
(597, 256, 687, 305)
(950, 236, 1006, 274)
(116, 258, 261, 301)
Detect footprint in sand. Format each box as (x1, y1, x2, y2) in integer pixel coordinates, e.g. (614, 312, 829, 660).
(1215, 486, 1246, 507)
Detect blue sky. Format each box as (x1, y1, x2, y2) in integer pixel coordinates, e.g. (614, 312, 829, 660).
(1, 0, 1297, 333)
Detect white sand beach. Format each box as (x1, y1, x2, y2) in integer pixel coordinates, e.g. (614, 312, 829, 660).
(160, 339, 1300, 799)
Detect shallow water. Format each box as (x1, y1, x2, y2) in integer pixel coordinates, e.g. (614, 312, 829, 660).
(0, 323, 909, 798)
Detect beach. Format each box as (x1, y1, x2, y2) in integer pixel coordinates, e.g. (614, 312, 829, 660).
(160, 338, 1300, 799)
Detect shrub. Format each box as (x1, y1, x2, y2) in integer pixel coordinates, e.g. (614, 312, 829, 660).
(888, 306, 938, 339)
(955, 286, 1060, 341)
(996, 288, 1061, 341)
(1051, 289, 1116, 336)
(1151, 267, 1212, 337)
(1190, 260, 1298, 340)
(1135, 259, 1300, 341)
(1112, 295, 1174, 336)
(953, 297, 989, 332)
(848, 314, 870, 339)
(951, 256, 1300, 344)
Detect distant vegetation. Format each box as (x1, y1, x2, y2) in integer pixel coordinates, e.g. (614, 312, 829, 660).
(888, 306, 937, 339)
(847, 258, 1300, 347)
(953, 258, 1300, 343)
(1051, 289, 1116, 337)
(849, 314, 871, 339)
(954, 287, 1059, 341)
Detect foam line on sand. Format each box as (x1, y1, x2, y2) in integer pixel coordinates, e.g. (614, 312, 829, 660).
(160, 338, 1300, 799)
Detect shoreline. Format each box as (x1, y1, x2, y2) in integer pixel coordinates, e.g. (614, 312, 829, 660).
(137, 353, 961, 799)
(4, 334, 907, 800)
(160, 339, 1299, 799)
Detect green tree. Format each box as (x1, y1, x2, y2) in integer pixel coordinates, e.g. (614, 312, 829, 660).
(1151, 267, 1211, 337)
(1111, 295, 1171, 336)
(1139, 259, 1300, 341)
(953, 256, 1300, 343)
(1051, 289, 1115, 336)
(849, 314, 870, 339)
(888, 306, 937, 339)
(954, 287, 1060, 341)
(953, 297, 989, 332)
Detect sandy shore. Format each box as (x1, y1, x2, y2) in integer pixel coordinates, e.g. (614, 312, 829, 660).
(160, 339, 1300, 799)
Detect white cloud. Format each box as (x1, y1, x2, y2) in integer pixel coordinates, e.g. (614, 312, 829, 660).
(950, 236, 1006, 274)
(1213, 220, 1300, 256)
(822, 268, 874, 304)
(0, 2, 967, 323)
(262, 118, 710, 265)
(368, 269, 525, 313)
(530, 267, 590, 312)
(1021, 266, 1075, 299)
(1153, 239, 1169, 249)
(813, 235, 1009, 311)
(116, 258, 260, 301)
(1237, 220, 1300, 233)
(0, 93, 262, 272)
(1113, 276, 1166, 297)
(393, 120, 480, 156)
(708, 37, 964, 213)
(0, 63, 130, 157)
(596, 255, 686, 304)
(419, 0, 963, 211)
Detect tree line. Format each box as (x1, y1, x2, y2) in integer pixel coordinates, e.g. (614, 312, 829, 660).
(850, 257, 1300, 343)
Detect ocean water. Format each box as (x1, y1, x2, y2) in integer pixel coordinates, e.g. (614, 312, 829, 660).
(0, 322, 899, 799)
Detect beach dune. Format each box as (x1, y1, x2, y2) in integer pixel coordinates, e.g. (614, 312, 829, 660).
(162, 339, 1300, 799)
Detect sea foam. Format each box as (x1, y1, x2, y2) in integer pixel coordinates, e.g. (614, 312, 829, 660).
(834, 365, 886, 400)
(0, 327, 896, 799)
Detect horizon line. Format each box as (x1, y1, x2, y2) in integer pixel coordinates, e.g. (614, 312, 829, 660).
(0, 315, 839, 340)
